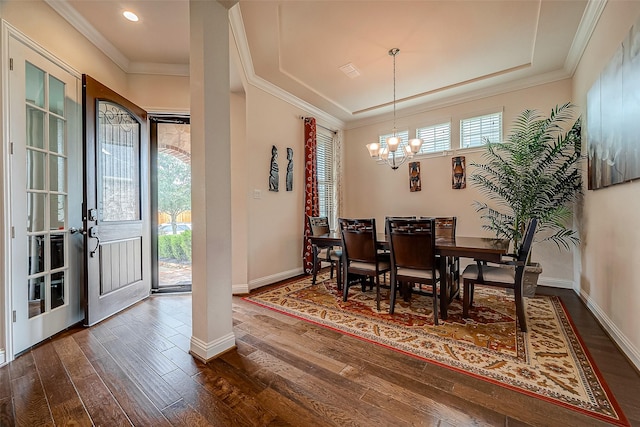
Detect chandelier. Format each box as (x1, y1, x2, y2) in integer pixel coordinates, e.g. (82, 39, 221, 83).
(366, 48, 423, 170)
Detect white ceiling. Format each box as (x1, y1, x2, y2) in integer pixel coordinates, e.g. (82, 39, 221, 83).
(46, 0, 597, 127)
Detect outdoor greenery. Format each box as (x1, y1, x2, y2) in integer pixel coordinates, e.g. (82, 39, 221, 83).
(158, 152, 191, 234)
(158, 230, 192, 262)
(470, 102, 583, 254)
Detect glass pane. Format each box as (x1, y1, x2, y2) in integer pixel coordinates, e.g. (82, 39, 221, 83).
(28, 276, 46, 318)
(26, 106, 45, 149)
(50, 194, 65, 231)
(98, 101, 140, 221)
(49, 75, 65, 116)
(25, 62, 44, 107)
(27, 150, 46, 190)
(50, 234, 65, 270)
(28, 235, 45, 275)
(27, 193, 46, 232)
(49, 117, 65, 154)
(51, 271, 65, 310)
(50, 155, 66, 192)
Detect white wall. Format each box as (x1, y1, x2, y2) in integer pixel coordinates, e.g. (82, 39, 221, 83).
(572, 1, 640, 369)
(343, 79, 575, 285)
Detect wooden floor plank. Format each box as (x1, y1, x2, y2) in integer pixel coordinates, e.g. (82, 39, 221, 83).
(11, 370, 53, 427)
(0, 397, 16, 427)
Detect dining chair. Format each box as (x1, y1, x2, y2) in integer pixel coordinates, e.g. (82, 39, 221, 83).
(461, 218, 538, 332)
(339, 218, 390, 311)
(386, 218, 440, 324)
(435, 217, 460, 300)
(308, 216, 342, 288)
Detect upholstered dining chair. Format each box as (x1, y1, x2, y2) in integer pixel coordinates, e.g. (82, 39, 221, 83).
(339, 218, 390, 311)
(308, 216, 342, 288)
(435, 217, 460, 300)
(461, 218, 538, 332)
(386, 218, 440, 324)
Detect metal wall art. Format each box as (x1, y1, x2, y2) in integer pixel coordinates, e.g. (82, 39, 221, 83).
(409, 161, 421, 192)
(452, 156, 466, 189)
(269, 145, 279, 192)
(286, 147, 293, 191)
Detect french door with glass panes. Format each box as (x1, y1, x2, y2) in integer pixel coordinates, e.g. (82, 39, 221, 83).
(9, 35, 84, 355)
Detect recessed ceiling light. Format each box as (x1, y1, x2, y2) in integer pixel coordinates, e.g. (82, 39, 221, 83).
(123, 11, 139, 22)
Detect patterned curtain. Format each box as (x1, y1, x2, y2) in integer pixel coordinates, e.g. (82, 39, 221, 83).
(303, 117, 319, 274)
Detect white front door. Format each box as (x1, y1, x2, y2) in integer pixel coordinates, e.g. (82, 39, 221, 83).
(9, 34, 84, 355)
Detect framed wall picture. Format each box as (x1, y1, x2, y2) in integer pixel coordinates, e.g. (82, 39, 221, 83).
(409, 161, 421, 192)
(452, 156, 466, 189)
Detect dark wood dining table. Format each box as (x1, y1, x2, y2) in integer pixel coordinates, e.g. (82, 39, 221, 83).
(308, 232, 510, 319)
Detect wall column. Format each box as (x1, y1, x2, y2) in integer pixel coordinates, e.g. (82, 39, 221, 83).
(189, 0, 235, 361)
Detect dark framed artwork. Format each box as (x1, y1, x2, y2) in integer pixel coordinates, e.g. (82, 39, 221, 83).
(452, 156, 466, 189)
(269, 145, 279, 192)
(286, 147, 293, 191)
(409, 161, 421, 192)
(587, 15, 640, 190)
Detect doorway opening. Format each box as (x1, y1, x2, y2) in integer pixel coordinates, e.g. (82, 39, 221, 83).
(150, 116, 192, 293)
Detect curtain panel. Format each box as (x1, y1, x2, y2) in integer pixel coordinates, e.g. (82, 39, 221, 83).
(303, 117, 319, 274)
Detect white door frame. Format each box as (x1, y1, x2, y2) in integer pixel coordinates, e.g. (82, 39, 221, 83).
(1, 21, 83, 363)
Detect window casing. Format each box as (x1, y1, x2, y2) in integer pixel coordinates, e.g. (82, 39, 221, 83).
(316, 130, 336, 229)
(416, 122, 451, 154)
(460, 112, 502, 148)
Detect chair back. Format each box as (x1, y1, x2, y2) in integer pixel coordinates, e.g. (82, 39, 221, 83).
(386, 218, 437, 270)
(308, 216, 330, 236)
(435, 217, 456, 240)
(517, 218, 538, 263)
(339, 218, 378, 263)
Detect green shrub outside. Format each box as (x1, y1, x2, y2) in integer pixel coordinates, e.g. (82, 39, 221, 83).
(158, 230, 192, 262)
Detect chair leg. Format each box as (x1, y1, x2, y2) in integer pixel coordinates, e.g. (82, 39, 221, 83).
(514, 283, 527, 332)
(389, 273, 397, 314)
(375, 276, 381, 311)
(463, 280, 472, 318)
(330, 262, 334, 279)
(311, 246, 319, 285)
(433, 281, 439, 325)
(336, 260, 342, 291)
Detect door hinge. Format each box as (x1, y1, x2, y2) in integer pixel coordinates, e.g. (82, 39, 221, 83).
(12, 310, 16, 323)
(11, 226, 14, 238)
(10, 142, 13, 155)
(9, 58, 13, 71)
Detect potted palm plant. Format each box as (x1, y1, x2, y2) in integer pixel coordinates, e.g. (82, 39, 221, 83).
(470, 102, 582, 296)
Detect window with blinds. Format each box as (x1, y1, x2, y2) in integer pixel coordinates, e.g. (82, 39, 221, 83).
(316, 130, 336, 228)
(416, 122, 451, 153)
(378, 130, 410, 152)
(460, 112, 502, 148)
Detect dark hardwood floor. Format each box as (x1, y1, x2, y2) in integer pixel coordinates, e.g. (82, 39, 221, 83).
(1, 279, 639, 426)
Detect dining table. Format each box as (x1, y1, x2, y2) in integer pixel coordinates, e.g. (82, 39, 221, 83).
(308, 232, 510, 320)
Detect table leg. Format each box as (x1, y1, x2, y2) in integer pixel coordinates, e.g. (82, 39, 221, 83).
(312, 245, 319, 285)
(439, 255, 448, 319)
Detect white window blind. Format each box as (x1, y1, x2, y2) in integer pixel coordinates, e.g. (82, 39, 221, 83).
(378, 130, 409, 152)
(460, 112, 502, 148)
(316, 129, 336, 228)
(416, 122, 451, 153)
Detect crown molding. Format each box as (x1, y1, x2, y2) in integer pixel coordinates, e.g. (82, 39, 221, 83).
(45, 0, 130, 72)
(228, 5, 345, 130)
(564, 0, 607, 75)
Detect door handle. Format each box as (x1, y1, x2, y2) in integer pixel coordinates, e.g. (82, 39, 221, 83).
(69, 227, 86, 235)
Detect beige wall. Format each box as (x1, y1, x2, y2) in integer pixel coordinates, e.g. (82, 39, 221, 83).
(343, 79, 575, 284)
(572, 1, 640, 368)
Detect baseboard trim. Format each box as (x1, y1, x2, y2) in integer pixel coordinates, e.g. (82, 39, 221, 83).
(189, 332, 236, 362)
(232, 283, 250, 295)
(247, 268, 304, 292)
(578, 289, 640, 372)
(538, 277, 574, 289)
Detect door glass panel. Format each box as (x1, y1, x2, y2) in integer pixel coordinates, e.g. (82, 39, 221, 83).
(49, 75, 65, 116)
(50, 234, 65, 270)
(27, 193, 46, 232)
(26, 107, 45, 149)
(28, 235, 45, 275)
(51, 271, 65, 310)
(50, 194, 65, 230)
(50, 155, 66, 192)
(27, 150, 46, 190)
(28, 276, 46, 318)
(49, 117, 65, 154)
(98, 101, 140, 222)
(25, 62, 44, 107)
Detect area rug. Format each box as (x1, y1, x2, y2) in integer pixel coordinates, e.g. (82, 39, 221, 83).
(244, 272, 629, 426)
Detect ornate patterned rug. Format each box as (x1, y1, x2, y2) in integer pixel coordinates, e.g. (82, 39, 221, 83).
(244, 272, 629, 426)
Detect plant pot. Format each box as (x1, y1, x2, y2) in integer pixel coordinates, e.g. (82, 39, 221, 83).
(499, 262, 543, 298)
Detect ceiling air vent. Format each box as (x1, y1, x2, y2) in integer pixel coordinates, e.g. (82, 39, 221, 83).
(339, 63, 360, 79)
